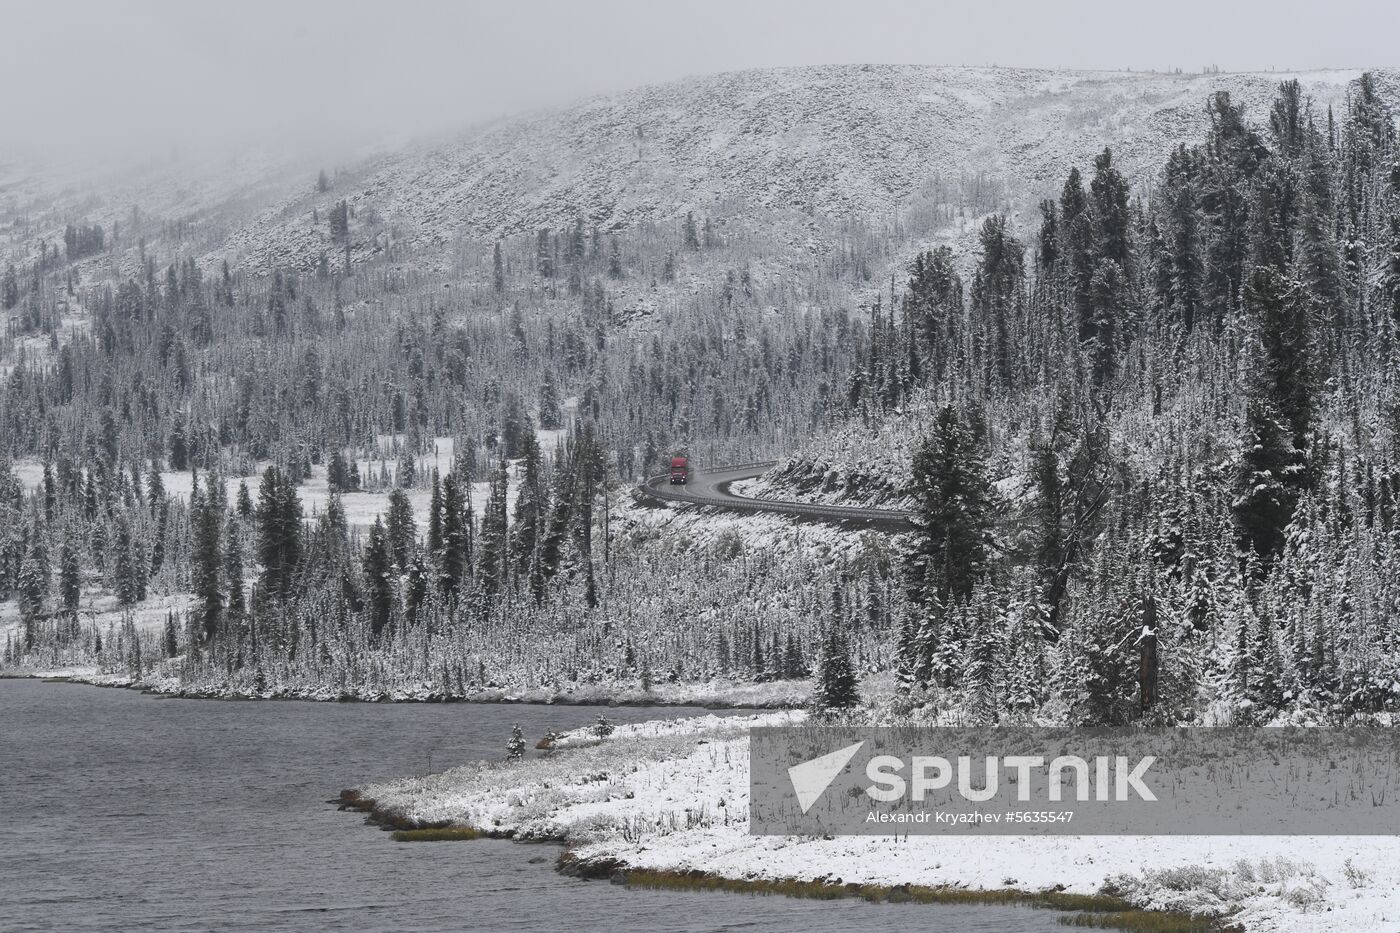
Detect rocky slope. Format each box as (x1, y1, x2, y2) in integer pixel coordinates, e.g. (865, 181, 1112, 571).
(217, 65, 1388, 271)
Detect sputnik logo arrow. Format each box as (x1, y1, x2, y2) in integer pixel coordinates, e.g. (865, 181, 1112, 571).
(788, 741, 865, 813)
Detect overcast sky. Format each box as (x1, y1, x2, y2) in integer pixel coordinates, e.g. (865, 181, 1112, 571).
(4, 0, 1395, 166)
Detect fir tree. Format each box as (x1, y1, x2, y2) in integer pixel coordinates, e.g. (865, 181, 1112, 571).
(812, 626, 858, 714)
(190, 486, 222, 642)
(510, 432, 546, 585)
(428, 467, 443, 559)
(477, 460, 510, 596)
(256, 466, 302, 599)
(385, 487, 415, 571)
(59, 540, 80, 611)
(607, 237, 622, 279)
(364, 517, 394, 640)
(537, 373, 563, 430)
(904, 406, 995, 685)
(225, 517, 246, 624)
(236, 481, 254, 519)
(536, 229, 554, 279)
(1073, 598, 1138, 725)
(1233, 395, 1302, 566)
(404, 552, 429, 625)
(438, 472, 469, 598)
(18, 550, 47, 636)
(1245, 265, 1314, 451)
(163, 611, 179, 658)
(970, 215, 1024, 390)
(682, 212, 700, 251)
(113, 517, 144, 606)
(506, 723, 526, 760)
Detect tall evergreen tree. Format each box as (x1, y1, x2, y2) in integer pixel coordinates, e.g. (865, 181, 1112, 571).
(1233, 391, 1302, 567)
(537, 373, 563, 430)
(364, 517, 394, 640)
(256, 466, 302, 599)
(224, 517, 246, 625)
(385, 487, 415, 571)
(190, 485, 222, 642)
(904, 406, 995, 686)
(510, 432, 546, 587)
(812, 626, 859, 714)
(477, 460, 510, 596)
(439, 472, 469, 598)
(59, 539, 80, 611)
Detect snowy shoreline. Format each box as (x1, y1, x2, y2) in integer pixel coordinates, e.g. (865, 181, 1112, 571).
(352, 712, 1400, 933)
(0, 667, 805, 709)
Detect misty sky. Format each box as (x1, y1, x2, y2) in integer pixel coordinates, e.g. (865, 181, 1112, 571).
(5, 0, 1396, 165)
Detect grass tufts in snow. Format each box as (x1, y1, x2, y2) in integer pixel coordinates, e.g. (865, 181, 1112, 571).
(620, 869, 1212, 930)
(1057, 911, 1225, 933)
(390, 826, 481, 842)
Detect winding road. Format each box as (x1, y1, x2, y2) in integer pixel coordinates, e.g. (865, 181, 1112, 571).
(636, 461, 916, 533)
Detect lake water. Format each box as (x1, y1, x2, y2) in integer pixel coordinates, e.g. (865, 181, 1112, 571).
(0, 679, 1066, 931)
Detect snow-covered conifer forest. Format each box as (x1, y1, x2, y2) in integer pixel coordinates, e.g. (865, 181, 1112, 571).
(2, 65, 1399, 730)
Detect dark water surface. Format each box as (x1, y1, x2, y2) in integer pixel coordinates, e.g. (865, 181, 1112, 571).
(0, 679, 1066, 932)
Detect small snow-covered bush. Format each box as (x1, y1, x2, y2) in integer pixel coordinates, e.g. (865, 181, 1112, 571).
(1342, 857, 1371, 889)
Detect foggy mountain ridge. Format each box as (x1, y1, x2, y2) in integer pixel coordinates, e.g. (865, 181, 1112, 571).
(217, 64, 1389, 272)
(5, 64, 1394, 281)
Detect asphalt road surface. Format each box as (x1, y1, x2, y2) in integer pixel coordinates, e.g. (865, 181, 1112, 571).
(636, 461, 915, 533)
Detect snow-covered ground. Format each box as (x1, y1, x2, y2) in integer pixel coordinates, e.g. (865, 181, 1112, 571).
(361, 712, 1400, 932)
(0, 590, 192, 644)
(9, 426, 567, 538)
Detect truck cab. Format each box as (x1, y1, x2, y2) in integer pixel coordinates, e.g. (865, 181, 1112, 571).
(669, 456, 690, 484)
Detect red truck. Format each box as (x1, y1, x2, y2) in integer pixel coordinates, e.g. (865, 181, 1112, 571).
(669, 455, 690, 484)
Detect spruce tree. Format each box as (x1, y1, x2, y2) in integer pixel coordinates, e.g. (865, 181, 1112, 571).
(682, 212, 700, 251)
(970, 215, 1024, 390)
(1233, 394, 1302, 566)
(537, 374, 563, 430)
(1161, 145, 1205, 333)
(1245, 265, 1314, 451)
(427, 469, 443, 559)
(256, 466, 302, 599)
(191, 486, 222, 642)
(506, 723, 526, 760)
(1073, 598, 1137, 725)
(236, 481, 254, 519)
(225, 518, 246, 624)
(510, 432, 546, 584)
(405, 552, 429, 625)
(385, 487, 415, 571)
(18, 549, 47, 632)
(364, 518, 394, 640)
(59, 540, 80, 611)
(812, 626, 858, 714)
(438, 472, 467, 598)
(477, 460, 509, 596)
(113, 517, 143, 606)
(904, 406, 995, 684)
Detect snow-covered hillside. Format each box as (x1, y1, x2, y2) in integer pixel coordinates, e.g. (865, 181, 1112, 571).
(218, 65, 1387, 271)
(8, 66, 1391, 282)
